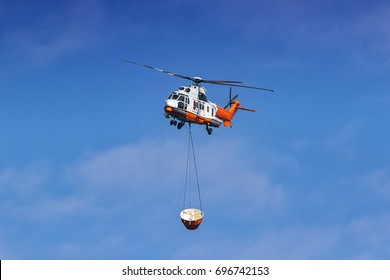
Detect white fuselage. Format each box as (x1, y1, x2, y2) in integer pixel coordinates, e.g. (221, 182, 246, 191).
(165, 85, 223, 127)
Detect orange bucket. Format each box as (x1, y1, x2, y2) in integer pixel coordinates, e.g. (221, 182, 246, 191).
(180, 208, 204, 230)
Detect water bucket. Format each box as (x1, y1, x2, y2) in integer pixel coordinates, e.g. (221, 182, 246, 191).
(180, 208, 204, 230)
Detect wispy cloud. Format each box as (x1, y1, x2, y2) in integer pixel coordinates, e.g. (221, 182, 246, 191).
(0, 136, 290, 258)
(170, 219, 342, 259)
(359, 166, 390, 200)
(67, 139, 186, 190)
(2, 134, 389, 259)
(2, 0, 107, 66)
(348, 213, 390, 258)
(0, 161, 51, 198)
(205, 0, 390, 71)
(194, 138, 288, 214)
(325, 121, 361, 158)
(0, 233, 14, 258)
(350, 2, 390, 68)
(173, 211, 390, 259)
(63, 137, 288, 209)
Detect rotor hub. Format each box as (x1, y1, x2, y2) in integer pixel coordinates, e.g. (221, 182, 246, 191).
(192, 77, 203, 84)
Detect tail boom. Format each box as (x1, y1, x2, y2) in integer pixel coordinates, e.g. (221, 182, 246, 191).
(216, 100, 256, 127)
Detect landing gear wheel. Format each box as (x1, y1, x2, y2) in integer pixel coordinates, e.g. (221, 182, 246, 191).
(206, 127, 213, 135)
(177, 122, 185, 129)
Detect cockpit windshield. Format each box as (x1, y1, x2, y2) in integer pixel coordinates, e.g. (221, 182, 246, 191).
(168, 93, 188, 102)
(168, 93, 179, 100)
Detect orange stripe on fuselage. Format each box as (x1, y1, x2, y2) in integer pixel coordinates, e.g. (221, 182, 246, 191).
(165, 106, 213, 125)
(185, 111, 212, 124)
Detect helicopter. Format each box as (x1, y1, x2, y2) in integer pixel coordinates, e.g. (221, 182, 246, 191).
(125, 60, 273, 135)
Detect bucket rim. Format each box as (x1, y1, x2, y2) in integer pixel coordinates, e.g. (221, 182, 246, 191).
(180, 208, 204, 221)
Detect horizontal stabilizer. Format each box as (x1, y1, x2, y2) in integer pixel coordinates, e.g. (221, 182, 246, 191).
(237, 107, 256, 112)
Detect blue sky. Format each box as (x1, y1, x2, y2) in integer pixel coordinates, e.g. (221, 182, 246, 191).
(1, 0, 390, 259)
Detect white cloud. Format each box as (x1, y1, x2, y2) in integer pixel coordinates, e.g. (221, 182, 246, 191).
(350, 2, 390, 66)
(2, 136, 390, 259)
(326, 123, 358, 148)
(10, 195, 97, 222)
(0, 234, 14, 258)
(67, 139, 186, 190)
(3, 0, 107, 65)
(205, 0, 390, 71)
(172, 225, 341, 259)
(345, 213, 390, 259)
(359, 166, 390, 199)
(53, 233, 127, 259)
(0, 136, 295, 259)
(175, 137, 288, 214)
(0, 161, 51, 198)
(325, 121, 361, 158)
(64, 137, 288, 212)
(173, 211, 390, 259)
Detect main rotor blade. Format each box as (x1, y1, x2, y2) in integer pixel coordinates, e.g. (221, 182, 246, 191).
(215, 82, 274, 92)
(125, 60, 194, 82)
(203, 80, 244, 84)
(125, 60, 274, 92)
(201, 79, 273, 92)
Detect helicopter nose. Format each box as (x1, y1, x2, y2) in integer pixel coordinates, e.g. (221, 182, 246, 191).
(166, 99, 177, 107)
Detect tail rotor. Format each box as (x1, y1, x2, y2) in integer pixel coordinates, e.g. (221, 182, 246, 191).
(224, 87, 239, 109)
(224, 87, 257, 112)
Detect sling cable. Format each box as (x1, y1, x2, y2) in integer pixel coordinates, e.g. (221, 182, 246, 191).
(180, 124, 204, 230)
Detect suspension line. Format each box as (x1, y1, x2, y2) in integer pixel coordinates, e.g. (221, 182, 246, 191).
(183, 124, 202, 210)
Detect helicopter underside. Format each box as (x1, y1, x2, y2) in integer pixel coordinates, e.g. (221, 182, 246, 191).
(165, 106, 222, 133)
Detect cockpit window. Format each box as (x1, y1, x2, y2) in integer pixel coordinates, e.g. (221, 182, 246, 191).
(199, 92, 208, 102)
(168, 93, 188, 102)
(168, 93, 179, 100)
